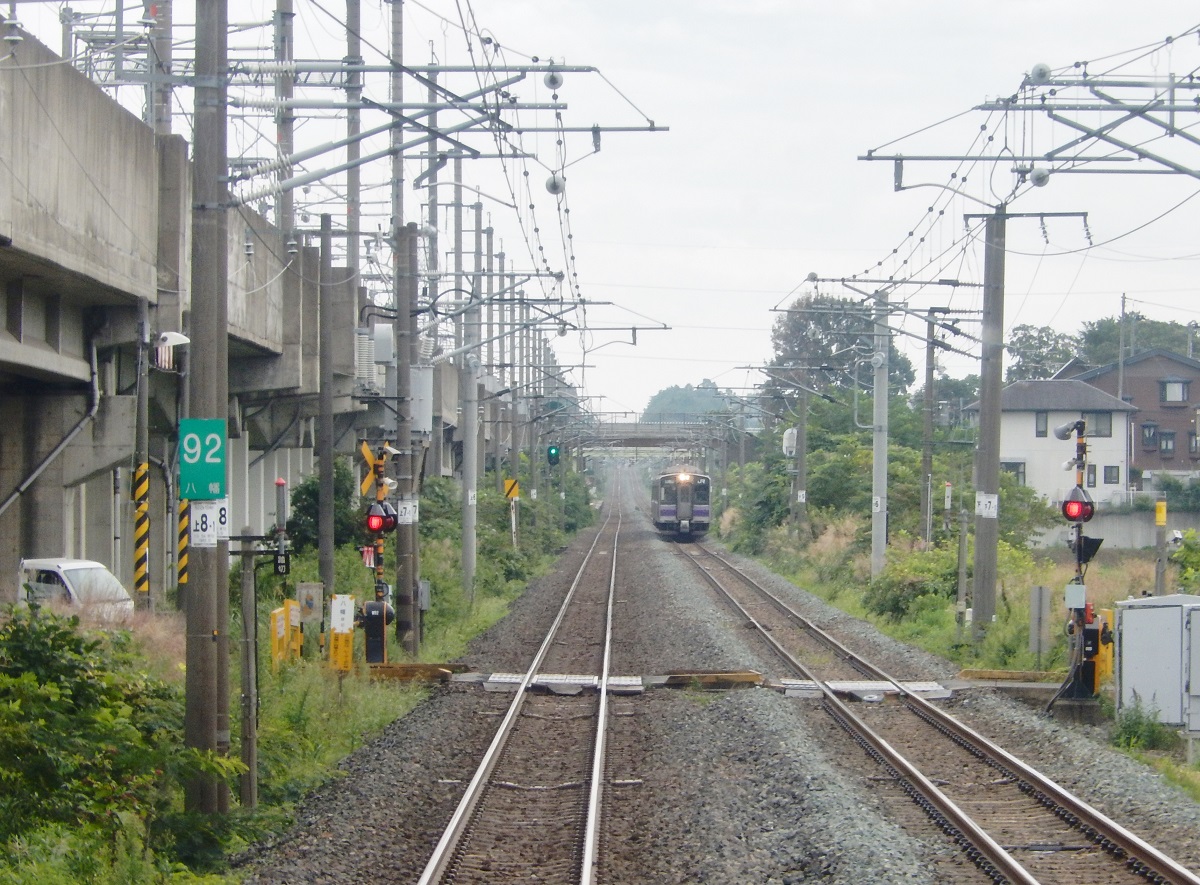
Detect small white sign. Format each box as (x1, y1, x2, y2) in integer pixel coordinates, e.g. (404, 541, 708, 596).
(191, 500, 220, 547)
(796, 489, 806, 504)
(395, 499, 419, 525)
(468, 490, 477, 506)
(975, 492, 999, 519)
(330, 595, 356, 634)
(872, 495, 883, 514)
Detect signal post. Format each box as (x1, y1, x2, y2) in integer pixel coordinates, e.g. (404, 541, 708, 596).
(361, 441, 399, 662)
(1054, 419, 1110, 702)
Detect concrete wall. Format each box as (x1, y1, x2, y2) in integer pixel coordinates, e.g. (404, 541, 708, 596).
(0, 32, 156, 300)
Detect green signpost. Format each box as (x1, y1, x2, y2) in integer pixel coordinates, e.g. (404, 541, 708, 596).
(178, 418, 227, 500)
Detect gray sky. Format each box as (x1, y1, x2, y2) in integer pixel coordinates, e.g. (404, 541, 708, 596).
(19, 2, 1200, 415)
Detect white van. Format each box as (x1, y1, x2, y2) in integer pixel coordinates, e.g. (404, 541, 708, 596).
(19, 559, 135, 622)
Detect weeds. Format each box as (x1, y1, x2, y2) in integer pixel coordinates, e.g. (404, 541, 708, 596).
(1111, 700, 1180, 752)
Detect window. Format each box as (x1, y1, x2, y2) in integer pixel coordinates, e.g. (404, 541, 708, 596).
(1161, 431, 1177, 457)
(1000, 461, 1026, 485)
(1035, 412, 1048, 438)
(1081, 411, 1112, 438)
(1191, 432, 1199, 456)
(1104, 466, 1120, 485)
(1086, 464, 1097, 488)
(1142, 423, 1159, 449)
(1160, 380, 1189, 403)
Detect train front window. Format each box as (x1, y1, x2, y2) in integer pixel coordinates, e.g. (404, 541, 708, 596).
(694, 478, 710, 505)
(661, 479, 677, 504)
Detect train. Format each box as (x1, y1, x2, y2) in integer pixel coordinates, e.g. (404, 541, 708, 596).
(649, 468, 712, 539)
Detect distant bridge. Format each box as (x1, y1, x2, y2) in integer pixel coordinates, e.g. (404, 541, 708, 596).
(571, 420, 753, 450)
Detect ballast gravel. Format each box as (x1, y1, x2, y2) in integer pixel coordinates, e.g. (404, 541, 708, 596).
(236, 509, 1200, 884)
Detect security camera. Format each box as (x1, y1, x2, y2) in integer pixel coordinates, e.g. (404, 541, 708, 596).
(1053, 420, 1082, 441)
(545, 172, 566, 195)
(1172, 529, 1184, 545)
(1029, 167, 1050, 188)
(1029, 62, 1052, 86)
(382, 443, 401, 456)
(157, 331, 190, 347)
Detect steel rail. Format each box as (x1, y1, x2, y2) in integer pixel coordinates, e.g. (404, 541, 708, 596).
(694, 543, 1200, 885)
(580, 474, 623, 885)
(679, 543, 1037, 884)
(417, 492, 621, 885)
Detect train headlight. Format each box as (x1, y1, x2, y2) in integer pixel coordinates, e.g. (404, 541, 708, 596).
(678, 473, 691, 482)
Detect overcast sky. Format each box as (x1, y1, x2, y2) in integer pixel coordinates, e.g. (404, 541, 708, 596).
(19, 2, 1200, 416)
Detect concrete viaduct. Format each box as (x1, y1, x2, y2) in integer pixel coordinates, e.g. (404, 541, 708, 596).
(0, 30, 757, 604)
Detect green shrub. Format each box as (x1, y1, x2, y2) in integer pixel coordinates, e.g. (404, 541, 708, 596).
(1111, 700, 1180, 752)
(0, 607, 236, 869)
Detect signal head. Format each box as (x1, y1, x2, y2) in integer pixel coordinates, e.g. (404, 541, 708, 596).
(365, 502, 386, 533)
(1061, 486, 1095, 523)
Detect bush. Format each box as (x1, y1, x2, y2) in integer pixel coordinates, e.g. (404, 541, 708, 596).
(1111, 700, 1180, 752)
(0, 607, 236, 867)
(864, 535, 959, 621)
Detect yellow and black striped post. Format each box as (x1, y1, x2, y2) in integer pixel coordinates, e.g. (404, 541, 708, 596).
(133, 461, 150, 602)
(178, 498, 190, 586)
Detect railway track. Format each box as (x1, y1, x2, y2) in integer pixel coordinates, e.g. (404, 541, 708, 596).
(680, 541, 1200, 885)
(417, 494, 624, 884)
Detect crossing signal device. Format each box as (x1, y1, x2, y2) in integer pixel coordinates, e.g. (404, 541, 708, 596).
(365, 502, 398, 534)
(1061, 486, 1095, 523)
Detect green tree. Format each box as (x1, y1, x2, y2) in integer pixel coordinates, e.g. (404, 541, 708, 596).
(1080, 314, 1194, 365)
(286, 458, 367, 552)
(768, 293, 916, 396)
(643, 380, 731, 421)
(1005, 324, 1080, 381)
(0, 608, 232, 847)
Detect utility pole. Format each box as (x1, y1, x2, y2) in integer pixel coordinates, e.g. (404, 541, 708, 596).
(185, 0, 228, 817)
(790, 387, 808, 534)
(461, 202, 482, 605)
(871, 289, 889, 579)
(971, 209, 1006, 641)
(318, 215, 335, 605)
(346, 0, 361, 307)
(920, 308, 938, 543)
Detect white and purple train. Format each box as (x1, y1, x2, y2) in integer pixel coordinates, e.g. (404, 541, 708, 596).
(650, 468, 712, 539)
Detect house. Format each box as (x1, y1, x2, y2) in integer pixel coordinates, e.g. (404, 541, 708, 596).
(1057, 348, 1200, 481)
(965, 380, 1136, 506)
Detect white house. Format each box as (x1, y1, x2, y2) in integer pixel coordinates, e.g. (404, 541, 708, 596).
(967, 380, 1137, 506)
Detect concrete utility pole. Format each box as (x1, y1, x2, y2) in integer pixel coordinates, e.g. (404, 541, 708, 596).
(971, 209, 1006, 640)
(185, 0, 228, 817)
(871, 289, 889, 579)
(790, 387, 808, 534)
(318, 215, 335, 601)
(346, 0, 361, 305)
(920, 309, 937, 543)
(461, 202, 482, 605)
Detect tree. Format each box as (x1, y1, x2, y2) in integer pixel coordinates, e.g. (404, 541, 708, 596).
(643, 380, 731, 421)
(768, 293, 915, 398)
(1080, 314, 1194, 365)
(286, 458, 367, 552)
(1005, 324, 1080, 381)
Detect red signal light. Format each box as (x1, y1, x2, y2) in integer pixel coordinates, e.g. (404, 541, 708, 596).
(365, 502, 386, 533)
(1061, 487, 1095, 523)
